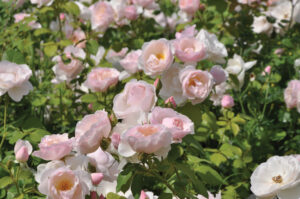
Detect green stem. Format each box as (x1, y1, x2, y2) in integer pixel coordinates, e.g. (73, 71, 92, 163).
(262, 77, 270, 119)
(0, 96, 8, 151)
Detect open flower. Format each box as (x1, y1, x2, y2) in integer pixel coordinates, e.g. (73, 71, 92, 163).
(35, 161, 91, 199)
(196, 191, 221, 199)
(14, 139, 32, 162)
(250, 155, 300, 199)
(120, 50, 142, 74)
(150, 107, 194, 141)
(32, 134, 73, 161)
(119, 124, 172, 157)
(113, 79, 157, 119)
(210, 65, 228, 85)
(140, 39, 173, 76)
(179, 0, 200, 15)
(252, 16, 273, 35)
(179, 66, 214, 104)
(84, 67, 120, 92)
(284, 80, 300, 110)
(89, 1, 114, 32)
(75, 110, 111, 154)
(0, 61, 33, 102)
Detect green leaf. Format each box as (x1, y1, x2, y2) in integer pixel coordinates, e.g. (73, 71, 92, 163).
(116, 170, 133, 193)
(158, 193, 173, 199)
(63, 2, 80, 16)
(194, 165, 225, 186)
(210, 153, 227, 166)
(207, 0, 227, 13)
(230, 123, 240, 136)
(34, 28, 51, 37)
(28, 128, 50, 144)
(220, 143, 242, 158)
(0, 176, 13, 189)
(130, 174, 143, 199)
(106, 193, 126, 199)
(32, 96, 47, 107)
(81, 94, 97, 103)
(86, 40, 99, 55)
(44, 44, 57, 57)
(2, 49, 25, 64)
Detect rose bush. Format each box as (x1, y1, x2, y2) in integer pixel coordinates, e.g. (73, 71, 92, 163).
(1, 0, 300, 198)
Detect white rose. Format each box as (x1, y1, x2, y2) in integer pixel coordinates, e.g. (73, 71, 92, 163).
(252, 16, 273, 35)
(0, 61, 33, 102)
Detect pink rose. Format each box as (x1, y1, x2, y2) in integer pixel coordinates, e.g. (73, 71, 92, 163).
(210, 65, 228, 85)
(122, 124, 172, 154)
(124, 5, 139, 20)
(262, 65, 272, 76)
(14, 13, 41, 29)
(140, 39, 174, 76)
(52, 45, 86, 83)
(68, 29, 86, 48)
(173, 37, 206, 63)
(179, 0, 200, 15)
(36, 162, 90, 199)
(90, 2, 114, 31)
(91, 173, 104, 185)
(196, 191, 222, 199)
(180, 66, 214, 104)
(175, 25, 197, 39)
(150, 107, 194, 141)
(106, 48, 128, 69)
(87, 147, 119, 181)
(0, 61, 33, 102)
(84, 68, 120, 92)
(284, 80, 300, 109)
(221, 95, 235, 108)
(75, 110, 111, 154)
(14, 139, 32, 162)
(132, 0, 155, 8)
(111, 133, 121, 149)
(113, 79, 157, 119)
(32, 134, 73, 161)
(120, 50, 142, 74)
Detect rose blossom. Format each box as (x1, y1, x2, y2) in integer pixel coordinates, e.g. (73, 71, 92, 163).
(35, 161, 91, 199)
(140, 190, 158, 199)
(106, 48, 128, 70)
(3, 0, 26, 8)
(120, 124, 172, 156)
(173, 37, 206, 63)
(89, 1, 114, 32)
(32, 134, 73, 161)
(196, 29, 228, 64)
(159, 64, 187, 106)
(113, 79, 157, 119)
(210, 65, 228, 85)
(284, 80, 300, 109)
(87, 147, 119, 182)
(84, 67, 120, 92)
(140, 39, 173, 76)
(52, 45, 86, 83)
(91, 173, 104, 185)
(14, 139, 32, 162)
(175, 25, 197, 39)
(120, 50, 142, 74)
(14, 13, 41, 29)
(132, 0, 155, 8)
(179, 66, 214, 104)
(221, 95, 235, 108)
(250, 155, 300, 199)
(68, 29, 86, 48)
(150, 107, 194, 141)
(124, 5, 139, 20)
(196, 191, 221, 199)
(75, 110, 111, 154)
(30, 0, 53, 7)
(252, 16, 273, 35)
(0, 61, 33, 102)
(179, 0, 200, 15)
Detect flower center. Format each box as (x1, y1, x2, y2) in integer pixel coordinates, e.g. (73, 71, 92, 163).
(56, 179, 73, 191)
(155, 53, 165, 60)
(272, 175, 283, 183)
(138, 126, 158, 136)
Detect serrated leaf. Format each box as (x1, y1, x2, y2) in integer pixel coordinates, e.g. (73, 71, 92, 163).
(44, 44, 57, 57)
(0, 176, 13, 189)
(220, 143, 242, 158)
(63, 2, 80, 16)
(210, 153, 227, 166)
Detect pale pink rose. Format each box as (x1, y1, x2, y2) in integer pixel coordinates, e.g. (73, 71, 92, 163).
(14, 139, 32, 162)
(140, 190, 158, 199)
(60, 13, 65, 21)
(30, 0, 53, 7)
(32, 134, 73, 161)
(75, 111, 111, 154)
(180, 66, 214, 104)
(106, 48, 128, 69)
(173, 37, 206, 63)
(210, 65, 228, 85)
(179, 0, 200, 15)
(113, 79, 157, 119)
(284, 80, 300, 109)
(274, 48, 285, 56)
(0, 61, 33, 102)
(52, 46, 86, 83)
(238, 0, 260, 4)
(221, 95, 234, 108)
(91, 173, 104, 185)
(132, 0, 155, 8)
(122, 124, 172, 154)
(150, 107, 194, 141)
(90, 1, 114, 31)
(159, 64, 187, 106)
(175, 25, 197, 39)
(197, 191, 222, 199)
(120, 50, 142, 74)
(36, 162, 90, 199)
(124, 5, 139, 20)
(265, 65, 272, 74)
(111, 133, 121, 149)
(165, 96, 177, 108)
(84, 68, 120, 92)
(68, 29, 86, 48)
(210, 82, 228, 106)
(140, 39, 174, 76)
(87, 147, 119, 181)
